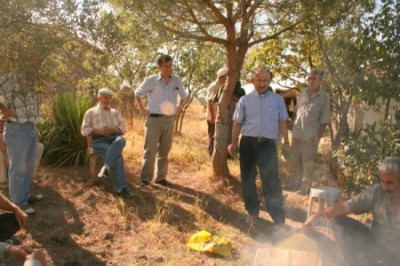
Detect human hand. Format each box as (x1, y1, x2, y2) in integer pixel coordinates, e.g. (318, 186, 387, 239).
(8, 245, 32, 260)
(176, 106, 182, 120)
(302, 213, 321, 230)
(141, 108, 149, 118)
(0, 106, 14, 118)
(227, 143, 238, 158)
(14, 207, 28, 228)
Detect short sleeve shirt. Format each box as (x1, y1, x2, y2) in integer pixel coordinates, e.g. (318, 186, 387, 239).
(134, 74, 188, 115)
(233, 90, 288, 140)
(206, 80, 224, 121)
(347, 184, 400, 255)
(292, 88, 330, 140)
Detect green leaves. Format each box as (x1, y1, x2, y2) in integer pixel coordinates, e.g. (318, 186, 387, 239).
(40, 93, 94, 167)
(335, 121, 400, 195)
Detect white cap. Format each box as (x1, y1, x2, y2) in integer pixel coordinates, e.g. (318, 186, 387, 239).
(98, 88, 114, 96)
(217, 68, 228, 78)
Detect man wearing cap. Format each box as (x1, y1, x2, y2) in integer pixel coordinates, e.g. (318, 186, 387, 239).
(135, 55, 188, 187)
(205, 68, 228, 156)
(228, 67, 289, 225)
(0, 72, 43, 215)
(81, 88, 134, 199)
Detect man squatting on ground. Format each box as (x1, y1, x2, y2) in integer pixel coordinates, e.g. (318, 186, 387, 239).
(304, 156, 400, 266)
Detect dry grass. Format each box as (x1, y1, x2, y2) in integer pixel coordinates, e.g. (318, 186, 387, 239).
(1, 104, 341, 266)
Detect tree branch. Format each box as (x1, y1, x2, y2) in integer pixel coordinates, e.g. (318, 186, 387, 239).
(248, 21, 302, 47)
(201, 0, 229, 26)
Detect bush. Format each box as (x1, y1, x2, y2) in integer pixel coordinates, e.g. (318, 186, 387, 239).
(40, 93, 94, 167)
(335, 120, 400, 196)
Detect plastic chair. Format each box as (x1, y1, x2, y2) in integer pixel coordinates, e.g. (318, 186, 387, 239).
(307, 186, 340, 219)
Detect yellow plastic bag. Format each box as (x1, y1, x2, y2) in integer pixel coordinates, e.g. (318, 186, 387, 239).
(187, 230, 233, 257)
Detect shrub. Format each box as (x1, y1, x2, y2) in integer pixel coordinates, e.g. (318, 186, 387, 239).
(334, 120, 400, 196)
(40, 93, 94, 167)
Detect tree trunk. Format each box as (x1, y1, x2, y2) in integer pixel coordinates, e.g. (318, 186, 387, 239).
(211, 44, 246, 178)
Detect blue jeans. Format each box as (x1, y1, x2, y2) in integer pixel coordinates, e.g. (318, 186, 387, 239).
(4, 122, 37, 206)
(92, 135, 128, 191)
(239, 136, 285, 222)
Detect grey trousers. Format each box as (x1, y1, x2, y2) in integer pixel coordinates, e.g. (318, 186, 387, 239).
(140, 116, 175, 182)
(291, 137, 319, 186)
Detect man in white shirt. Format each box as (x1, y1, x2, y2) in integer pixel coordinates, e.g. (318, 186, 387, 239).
(135, 55, 188, 187)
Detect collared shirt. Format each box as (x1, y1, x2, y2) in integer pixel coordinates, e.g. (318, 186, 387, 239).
(206, 80, 224, 121)
(233, 90, 288, 140)
(135, 74, 188, 115)
(292, 88, 330, 140)
(81, 104, 126, 137)
(0, 73, 40, 124)
(348, 184, 400, 256)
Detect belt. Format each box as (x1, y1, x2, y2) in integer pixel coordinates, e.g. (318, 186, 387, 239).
(150, 114, 175, 118)
(6, 119, 34, 125)
(92, 133, 120, 139)
(244, 136, 275, 143)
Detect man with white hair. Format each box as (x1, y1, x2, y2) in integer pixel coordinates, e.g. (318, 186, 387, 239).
(206, 67, 228, 156)
(81, 88, 133, 199)
(304, 156, 400, 266)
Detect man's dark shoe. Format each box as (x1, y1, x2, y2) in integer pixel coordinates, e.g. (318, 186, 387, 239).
(116, 188, 134, 200)
(27, 194, 43, 204)
(140, 180, 150, 187)
(155, 179, 173, 187)
(274, 216, 286, 225)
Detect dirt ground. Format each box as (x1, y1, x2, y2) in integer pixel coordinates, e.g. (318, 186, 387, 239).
(0, 107, 343, 265)
(0, 164, 342, 266)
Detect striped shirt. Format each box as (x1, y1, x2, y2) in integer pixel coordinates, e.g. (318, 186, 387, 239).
(0, 73, 40, 124)
(81, 105, 126, 137)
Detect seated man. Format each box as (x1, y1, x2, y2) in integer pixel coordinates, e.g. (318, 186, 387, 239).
(0, 193, 47, 266)
(303, 157, 400, 266)
(81, 88, 133, 199)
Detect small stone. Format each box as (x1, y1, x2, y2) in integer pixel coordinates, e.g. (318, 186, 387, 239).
(104, 233, 114, 242)
(50, 228, 69, 243)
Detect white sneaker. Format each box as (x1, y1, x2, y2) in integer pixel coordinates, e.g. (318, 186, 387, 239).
(22, 205, 36, 215)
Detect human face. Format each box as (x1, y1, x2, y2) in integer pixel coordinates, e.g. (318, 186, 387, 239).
(158, 61, 173, 78)
(97, 94, 112, 109)
(252, 70, 271, 94)
(379, 172, 400, 197)
(308, 73, 321, 91)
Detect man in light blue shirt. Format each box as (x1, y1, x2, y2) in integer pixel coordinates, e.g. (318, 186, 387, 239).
(228, 67, 289, 225)
(135, 55, 188, 187)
